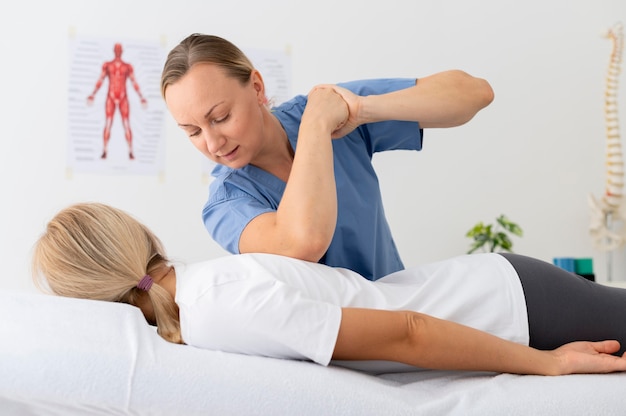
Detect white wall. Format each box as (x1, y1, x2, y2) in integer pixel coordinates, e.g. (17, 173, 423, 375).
(2, 0, 625, 292)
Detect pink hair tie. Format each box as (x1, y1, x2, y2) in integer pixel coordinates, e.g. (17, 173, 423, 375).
(137, 275, 154, 292)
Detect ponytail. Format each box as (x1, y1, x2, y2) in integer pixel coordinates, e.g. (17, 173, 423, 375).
(32, 203, 184, 344)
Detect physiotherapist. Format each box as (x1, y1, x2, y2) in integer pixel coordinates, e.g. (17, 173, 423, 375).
(161, 33, 494, 280)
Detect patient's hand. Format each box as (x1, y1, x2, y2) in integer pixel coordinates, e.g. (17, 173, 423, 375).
(550, 340, 626, 375)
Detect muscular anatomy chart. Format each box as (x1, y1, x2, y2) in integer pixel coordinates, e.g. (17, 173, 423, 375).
(67, 35, 166, 175)
(87, 42, 147, 160)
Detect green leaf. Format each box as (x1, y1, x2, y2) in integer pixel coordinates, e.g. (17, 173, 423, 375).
(497, 215, 523, 236)
(466, 222, 486, 237)
(495, 232, 513, 251)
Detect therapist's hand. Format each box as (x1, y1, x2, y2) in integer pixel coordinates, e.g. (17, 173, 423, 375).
(305, 86, 349, 138)
(312, 84, 360, 138)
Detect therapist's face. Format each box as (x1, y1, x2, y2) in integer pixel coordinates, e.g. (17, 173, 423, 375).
(164, 63, 267, 169)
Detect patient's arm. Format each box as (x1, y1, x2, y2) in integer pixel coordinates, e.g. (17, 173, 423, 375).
(333, 308, 626, 375)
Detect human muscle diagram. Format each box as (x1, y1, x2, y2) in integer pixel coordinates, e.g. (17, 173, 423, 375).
(67, 35, 166, 175)
(87, 43, 147, 160)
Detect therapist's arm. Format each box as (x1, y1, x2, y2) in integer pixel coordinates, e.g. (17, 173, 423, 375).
(328, 70, 494, 138)
(239, 86, 347, 261)
(333, 308, 626, 375)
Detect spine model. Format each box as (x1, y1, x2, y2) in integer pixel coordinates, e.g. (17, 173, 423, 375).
(589, 22, 625, 251)
(603, 22, 624, 210)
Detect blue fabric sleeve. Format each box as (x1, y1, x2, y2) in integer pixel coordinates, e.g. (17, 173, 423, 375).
(336, 78, 423, 154)
(203, 168, 279, 254)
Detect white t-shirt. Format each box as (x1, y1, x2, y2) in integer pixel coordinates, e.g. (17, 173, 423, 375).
(175, 252, 528, 372)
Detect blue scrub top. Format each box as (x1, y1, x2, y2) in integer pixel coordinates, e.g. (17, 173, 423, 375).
(203, 78, 423, 280)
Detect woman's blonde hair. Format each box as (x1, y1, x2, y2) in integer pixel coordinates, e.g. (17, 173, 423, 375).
(161, 33, 255, 98)
(31, 202, 183, 344)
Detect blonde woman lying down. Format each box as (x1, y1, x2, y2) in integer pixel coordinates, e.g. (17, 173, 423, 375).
(30, 201, 626, 376)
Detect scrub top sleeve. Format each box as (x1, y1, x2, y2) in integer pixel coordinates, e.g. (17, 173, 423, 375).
(182, 279, 342, 366)
(337, 79, 423, 153)
(203, 189, 275, 254)
(337, 78, 416, 96)
(364, 120, 423, 153)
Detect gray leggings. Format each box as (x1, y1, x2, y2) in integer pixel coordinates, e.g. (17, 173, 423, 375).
(500, 253, 626, 355)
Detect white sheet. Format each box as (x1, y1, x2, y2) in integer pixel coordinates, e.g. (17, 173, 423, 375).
(1, 289, 625, 416)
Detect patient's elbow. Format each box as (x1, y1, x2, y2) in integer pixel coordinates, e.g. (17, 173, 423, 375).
(404, 311, 429, 351)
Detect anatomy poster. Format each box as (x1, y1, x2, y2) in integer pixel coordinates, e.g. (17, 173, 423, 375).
(67, 35, 167, 175)
(201, 46, 292, 178)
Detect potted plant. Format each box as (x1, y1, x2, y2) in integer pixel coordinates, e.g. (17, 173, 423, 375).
(466, 214, 523, 254)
